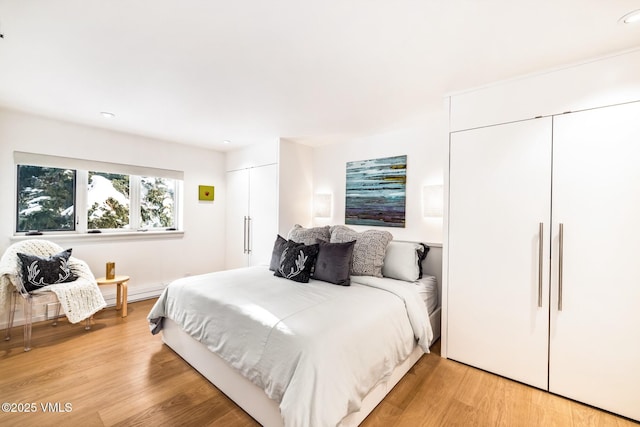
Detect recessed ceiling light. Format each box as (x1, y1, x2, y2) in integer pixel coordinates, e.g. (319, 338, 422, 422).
(223, 140, 231, 144)
(619, 9, 640, 24)
(100, 111, 115, 119)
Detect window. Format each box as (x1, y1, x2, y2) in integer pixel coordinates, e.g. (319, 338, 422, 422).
(16, 165, 76, 232)
(87, 172, 131, 230)
(14, 154, 183, 235)
(140, 177, 176, 228)
(86, 173, 177, 231)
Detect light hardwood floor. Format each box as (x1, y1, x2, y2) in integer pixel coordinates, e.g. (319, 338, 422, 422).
(0, 298, 636, 427)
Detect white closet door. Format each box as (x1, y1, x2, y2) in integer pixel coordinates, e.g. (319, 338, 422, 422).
(448, 118, 552, 389)
(550, 102, 640, 421)
(248, 164, 278, 267)
(225, 169, 250, 269)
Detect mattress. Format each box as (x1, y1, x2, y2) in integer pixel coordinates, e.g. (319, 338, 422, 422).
(351, 274, 439, 315)
(416, 275, 439, 315)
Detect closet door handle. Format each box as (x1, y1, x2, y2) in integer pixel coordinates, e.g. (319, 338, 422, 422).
(538, 222, 543, 308)
(246, 216, 252, 254)
(558, 223, 564, 311)
(243, 216, 248, 254)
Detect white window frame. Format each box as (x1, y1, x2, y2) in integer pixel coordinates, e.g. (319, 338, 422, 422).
(14, 152, 184, 238)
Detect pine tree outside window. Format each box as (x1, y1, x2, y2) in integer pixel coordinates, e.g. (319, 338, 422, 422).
(140, 177, 176, 229)
(16, 165, 76, 232)
(87, 171, 131, 230)
(15, 159, 182, 235)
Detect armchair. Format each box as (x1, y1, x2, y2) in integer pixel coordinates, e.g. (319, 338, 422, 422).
(0, 239, 107, 351)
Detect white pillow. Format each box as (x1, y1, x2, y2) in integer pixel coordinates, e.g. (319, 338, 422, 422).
(382, 241, 425, 282)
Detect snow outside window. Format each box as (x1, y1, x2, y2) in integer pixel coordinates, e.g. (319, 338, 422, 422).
(15, 163, 182, 235)
(16, 165, 76, 232)
(87, 172, 131, 230)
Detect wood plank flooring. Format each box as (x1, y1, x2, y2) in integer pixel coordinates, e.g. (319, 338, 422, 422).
(0, 298, 636, 426)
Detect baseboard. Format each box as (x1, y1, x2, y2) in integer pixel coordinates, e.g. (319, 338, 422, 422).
(100, 282, 166, 306)
(0, 282, 166, 329)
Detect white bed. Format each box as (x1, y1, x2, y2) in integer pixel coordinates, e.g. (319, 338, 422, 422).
(150, 243, 442, 427)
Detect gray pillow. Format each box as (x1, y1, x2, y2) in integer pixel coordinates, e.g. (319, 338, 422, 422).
(270, 237, 305, 271)
(269, 235, 291, 271)
(313, 240, 356, 286)
(330, 225, 393, 277)
(287, 224, 331, 245)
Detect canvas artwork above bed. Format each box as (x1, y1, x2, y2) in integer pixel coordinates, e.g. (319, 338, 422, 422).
(148, 224, 440, 427)
(345, 155, 408, 228)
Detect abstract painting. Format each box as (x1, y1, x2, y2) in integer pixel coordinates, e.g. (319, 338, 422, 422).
(345, 155, 406, 227)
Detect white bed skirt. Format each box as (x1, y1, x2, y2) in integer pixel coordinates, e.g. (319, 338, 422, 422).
(161, 307, 441, 426)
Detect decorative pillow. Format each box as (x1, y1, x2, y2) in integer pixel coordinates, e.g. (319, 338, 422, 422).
(382, 241, 430, 282)
(330, 225, 393, 277)
(271, 238, 304, 270)
(17, 248, 78, 293)
(287, 224, 331, 246)
(313, 240, 356, 286)
(416, 243, 429, 279)
(274, 243, 319, 283)
(269, 235, 290, 271)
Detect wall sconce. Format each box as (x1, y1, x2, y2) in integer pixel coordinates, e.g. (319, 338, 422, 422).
(423, 185, 443, 217)
(314, 193, 332, 218)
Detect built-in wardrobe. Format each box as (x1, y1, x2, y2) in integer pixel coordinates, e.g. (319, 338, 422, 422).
(226, 163, 278, 268)
(224, 139, 314, 270)
(444, 48, 640, 421)
(225, 143, 279, 269)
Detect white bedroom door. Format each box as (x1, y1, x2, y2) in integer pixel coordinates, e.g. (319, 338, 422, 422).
(550, 101, 640, 421)
(448, 117, 552, 389)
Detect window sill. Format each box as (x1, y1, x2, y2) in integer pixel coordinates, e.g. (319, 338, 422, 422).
(10, 230, 185, 244)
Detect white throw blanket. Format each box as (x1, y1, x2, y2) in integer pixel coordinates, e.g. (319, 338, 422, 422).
(0, 240, 106, 323)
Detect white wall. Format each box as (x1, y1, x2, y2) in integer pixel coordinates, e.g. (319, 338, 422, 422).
(0, 103, 448, 327)
(0, 109, 227, 319)
(278, 139, 313, 236)
(310, 107, 448, 244)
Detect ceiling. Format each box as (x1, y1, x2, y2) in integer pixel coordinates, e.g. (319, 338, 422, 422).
(1, 1, 639, 151)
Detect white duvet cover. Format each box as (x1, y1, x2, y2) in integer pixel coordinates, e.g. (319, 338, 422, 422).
(148, 266, 432, 427)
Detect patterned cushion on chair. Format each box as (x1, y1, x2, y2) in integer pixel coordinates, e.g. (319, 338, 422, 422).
(17, 248, 78, 292)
